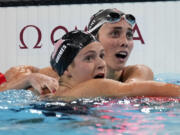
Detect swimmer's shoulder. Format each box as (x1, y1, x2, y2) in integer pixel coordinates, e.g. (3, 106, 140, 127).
(119, 64, 154, 83)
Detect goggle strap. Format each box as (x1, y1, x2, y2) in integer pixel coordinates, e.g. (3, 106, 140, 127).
(88, 20, 106, 33)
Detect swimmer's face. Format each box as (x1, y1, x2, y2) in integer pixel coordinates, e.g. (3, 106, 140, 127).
(97, 18, 134, 71)
(68, 41, 106, 84)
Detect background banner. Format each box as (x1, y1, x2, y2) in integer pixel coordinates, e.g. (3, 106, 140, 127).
(0, 1, 180, 74)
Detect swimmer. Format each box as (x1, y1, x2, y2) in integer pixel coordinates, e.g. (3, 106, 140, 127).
(87, 8, 153, 82)
(1, 30, 180, 98)
(1, 30, 106, 94)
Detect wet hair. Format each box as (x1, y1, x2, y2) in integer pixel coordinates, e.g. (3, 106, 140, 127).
(50, 30, 97, 76)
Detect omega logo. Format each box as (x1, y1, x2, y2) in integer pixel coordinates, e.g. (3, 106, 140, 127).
(19, 24, 144, 49)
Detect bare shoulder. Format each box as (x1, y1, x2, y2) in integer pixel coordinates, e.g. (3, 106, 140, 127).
(122, 64, 154, 82)
(124, 64, 153, 74)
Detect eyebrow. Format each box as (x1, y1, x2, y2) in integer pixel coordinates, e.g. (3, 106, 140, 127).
(112, 26, 133, 30)
(81, 50, 96, 56)
(112, 26, 122, 30)
(81, 49, 105, 56)
(111, 27, 133, 33)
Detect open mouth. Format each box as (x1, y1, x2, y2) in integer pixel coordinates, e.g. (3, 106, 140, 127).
(94, 73, 105, 79)
(115, 51, 128, 59)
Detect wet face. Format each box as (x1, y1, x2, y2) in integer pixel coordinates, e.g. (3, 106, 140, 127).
(68, 41, 106, 84)
(98, 18, 134, 71)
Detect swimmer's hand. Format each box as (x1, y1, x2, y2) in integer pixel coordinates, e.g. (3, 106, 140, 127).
(27, 73, 58, 94)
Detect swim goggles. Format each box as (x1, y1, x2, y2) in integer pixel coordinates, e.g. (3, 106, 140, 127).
(88, 12, 136, 33)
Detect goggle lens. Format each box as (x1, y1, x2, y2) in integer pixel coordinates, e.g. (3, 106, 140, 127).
(106, 12, 135, 26)
(125, 14, 136, 26)
(107, 12, 121, 22)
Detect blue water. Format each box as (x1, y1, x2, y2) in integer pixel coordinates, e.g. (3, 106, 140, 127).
(0, 73, 180, 135)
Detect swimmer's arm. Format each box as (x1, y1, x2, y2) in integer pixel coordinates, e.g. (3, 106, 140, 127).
(57, 79, 180, 98)
(122, 64, 154, 83)
(5, 65, 57, 82)
(5, 65, 40, 82)
(0, 73, 58, 94)
(0, 74, 32, 92)
(1, 66, 58, 93)
(1, 65, 39, 91)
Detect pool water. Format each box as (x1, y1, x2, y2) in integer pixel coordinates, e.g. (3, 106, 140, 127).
(0, 73, 180, 135)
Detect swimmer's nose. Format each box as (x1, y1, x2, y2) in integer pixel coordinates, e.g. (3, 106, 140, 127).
(119, 33, 128, 48)
(96, 57, 106, 71)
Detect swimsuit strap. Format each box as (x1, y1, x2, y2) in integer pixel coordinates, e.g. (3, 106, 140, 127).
(0, 72, 6, 85)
